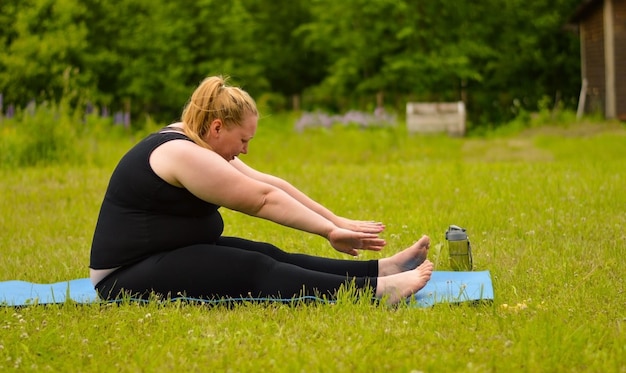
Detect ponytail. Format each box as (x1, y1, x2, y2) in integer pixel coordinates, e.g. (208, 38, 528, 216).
(181, 76, 258, 149)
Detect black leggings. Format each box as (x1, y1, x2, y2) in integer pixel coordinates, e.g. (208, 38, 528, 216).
(95, 236, 379, 301)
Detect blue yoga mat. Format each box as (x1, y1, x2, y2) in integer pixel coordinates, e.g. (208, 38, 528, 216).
(0, 271, 493, 307)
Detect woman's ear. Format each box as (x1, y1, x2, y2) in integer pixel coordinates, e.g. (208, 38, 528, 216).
(209, 119, 223, 137)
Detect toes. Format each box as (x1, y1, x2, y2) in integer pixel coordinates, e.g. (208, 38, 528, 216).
(417, 235, 430, 248)
(418, 259, 434, 270)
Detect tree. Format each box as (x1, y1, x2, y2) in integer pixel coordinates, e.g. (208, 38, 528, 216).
(0, 0, 583, 126)
(473, 0, 581, 122)
(246, 0, 326, 110)
(298, 0, 493, 111)
(298, 0, 580, 123)
(0, 0, 91, 106)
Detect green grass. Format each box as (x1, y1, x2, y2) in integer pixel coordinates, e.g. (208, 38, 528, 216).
(1, 117, 625, 372)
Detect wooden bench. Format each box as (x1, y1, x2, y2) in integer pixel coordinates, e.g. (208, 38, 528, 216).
(406, 102, 466, 136)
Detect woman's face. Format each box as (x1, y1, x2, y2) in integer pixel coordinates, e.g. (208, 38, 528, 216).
(208, 114, 258, 161)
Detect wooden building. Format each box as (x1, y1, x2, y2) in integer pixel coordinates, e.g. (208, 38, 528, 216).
(570, 0, 626, 120)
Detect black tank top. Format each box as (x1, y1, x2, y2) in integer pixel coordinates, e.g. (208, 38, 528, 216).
(89, 129, 224, 269)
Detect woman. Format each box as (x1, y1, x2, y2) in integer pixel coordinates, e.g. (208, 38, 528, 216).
(89, 75, 433, 304)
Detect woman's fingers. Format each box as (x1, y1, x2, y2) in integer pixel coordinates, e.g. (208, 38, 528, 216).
(352, 220, 385, 233)
(329, 228, 386, 255)
(335, 217, 385, 233)
(359, 237, 386, 251)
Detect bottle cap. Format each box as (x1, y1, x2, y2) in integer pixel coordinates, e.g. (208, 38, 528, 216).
(445, 225, 468, 241)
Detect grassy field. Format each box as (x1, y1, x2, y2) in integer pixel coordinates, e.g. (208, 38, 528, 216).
(1, 117, 625, 372)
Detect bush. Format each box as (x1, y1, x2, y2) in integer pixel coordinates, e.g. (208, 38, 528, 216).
(294, 109, 397, 131)
(0, 101, 117, 168)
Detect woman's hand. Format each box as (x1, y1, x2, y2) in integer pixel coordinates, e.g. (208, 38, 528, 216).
(327, 227, 386, 256)
(333, 217, 385, 234)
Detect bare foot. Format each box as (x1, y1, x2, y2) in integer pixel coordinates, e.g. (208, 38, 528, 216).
(378, 235, 430, 276)
(376, 260, 434, 304)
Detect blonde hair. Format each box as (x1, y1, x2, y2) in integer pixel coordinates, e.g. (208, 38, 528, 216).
(181, 76, 258, 149)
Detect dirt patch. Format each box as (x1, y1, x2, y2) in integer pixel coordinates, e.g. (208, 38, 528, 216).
(462, 138, 554, 163)
(463, 122, 625, 162)
(518, 122, 626, 138)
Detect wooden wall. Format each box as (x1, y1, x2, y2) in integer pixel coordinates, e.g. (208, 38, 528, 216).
(581, 3, 606, 114)
(614, 0, 626, 120)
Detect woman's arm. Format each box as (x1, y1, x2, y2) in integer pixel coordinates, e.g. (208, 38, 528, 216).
(230, 157, 385, 234)
(150, 140, 385, 255)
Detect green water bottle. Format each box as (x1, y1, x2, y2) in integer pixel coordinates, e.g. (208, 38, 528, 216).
(446, 225, 473, 271)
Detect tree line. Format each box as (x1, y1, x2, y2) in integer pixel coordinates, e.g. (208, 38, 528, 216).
(0, 0, 582, 126)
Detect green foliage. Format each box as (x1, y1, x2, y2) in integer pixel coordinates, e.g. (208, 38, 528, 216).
(255, 92, 289, 114)
(249, 1, 326, 97)
(0, 0, 91, 104)
(301, 0, 491, 96)
(0, 102, 83, 167)
(0, 0, 585, 128)
(0, 99, 153, 168)
(470, 104, 582, 138)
